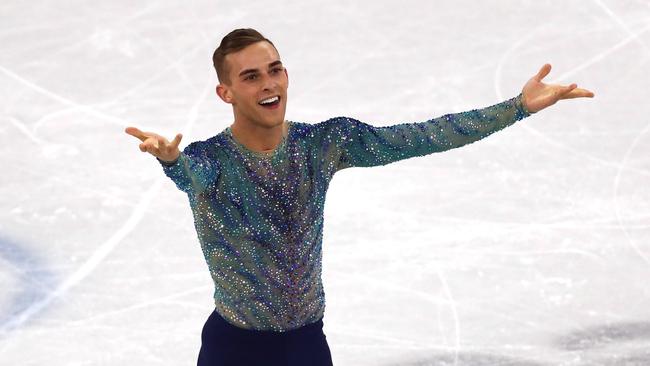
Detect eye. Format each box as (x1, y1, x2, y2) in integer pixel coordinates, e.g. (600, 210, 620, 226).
(245, 74, 258, 81)
(271, 67, 283, 74)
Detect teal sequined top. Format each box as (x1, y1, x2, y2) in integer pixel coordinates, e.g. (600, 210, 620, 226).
(159, 93, 531, 331)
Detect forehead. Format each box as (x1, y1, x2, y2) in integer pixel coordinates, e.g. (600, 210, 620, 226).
(226, 41, 281, 74)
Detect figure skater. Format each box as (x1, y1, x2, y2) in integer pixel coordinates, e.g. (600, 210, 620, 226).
(125, 28, 594, 366)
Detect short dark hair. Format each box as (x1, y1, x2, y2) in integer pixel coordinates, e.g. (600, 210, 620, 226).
(212, 28, 277, 84)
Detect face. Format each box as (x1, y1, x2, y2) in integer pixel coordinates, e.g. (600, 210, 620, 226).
(217, 41, 289, 129)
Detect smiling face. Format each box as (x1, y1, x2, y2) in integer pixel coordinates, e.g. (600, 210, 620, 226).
(216, 41, 289, 129)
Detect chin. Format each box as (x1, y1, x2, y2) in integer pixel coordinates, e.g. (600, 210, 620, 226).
(258, 117, 284, 128)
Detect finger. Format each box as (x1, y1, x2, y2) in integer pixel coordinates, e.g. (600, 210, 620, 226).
(140, 140, 154, 153)
(535, 63, 551, 82)
(170, 133, 183, 150)
(125, 127, 149, 142)
(556, 83, 576, 99)
(562, 88, 595, 99)
(140, 137, 160, 153)
(145, 143, 160, 156)
(562, 83, 577, 95)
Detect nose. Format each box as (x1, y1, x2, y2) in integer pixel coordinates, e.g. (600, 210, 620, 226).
(261, 74, 277, 92)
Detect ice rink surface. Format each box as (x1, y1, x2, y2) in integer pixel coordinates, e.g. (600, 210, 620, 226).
(1, 0, 649, 365)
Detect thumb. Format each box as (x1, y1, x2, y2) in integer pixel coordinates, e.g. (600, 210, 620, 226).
(535, 63, 551, 82)
(170, 133, 183, 150)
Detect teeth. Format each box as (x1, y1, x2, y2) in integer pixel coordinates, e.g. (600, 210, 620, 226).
(259, 96, 279, 105)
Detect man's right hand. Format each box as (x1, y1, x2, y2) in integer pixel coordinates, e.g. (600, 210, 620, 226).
(125, 127, 183, 163)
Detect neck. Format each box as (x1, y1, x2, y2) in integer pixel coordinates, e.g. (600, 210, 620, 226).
(229, 119, 288, 153)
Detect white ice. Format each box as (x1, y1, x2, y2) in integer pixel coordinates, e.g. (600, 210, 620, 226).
(1, 0, 649, 365)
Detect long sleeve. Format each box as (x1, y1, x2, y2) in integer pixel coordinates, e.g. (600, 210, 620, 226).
(158, 140, 221, 195)
(333, 92, 531, 171)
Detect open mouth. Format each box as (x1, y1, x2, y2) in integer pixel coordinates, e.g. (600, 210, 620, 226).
(258, 95, 281, 109)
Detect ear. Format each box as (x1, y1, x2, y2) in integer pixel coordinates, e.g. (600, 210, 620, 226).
(216, 84, 233, 104)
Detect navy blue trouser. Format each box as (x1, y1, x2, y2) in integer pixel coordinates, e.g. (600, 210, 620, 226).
(197, 309, 333, 366)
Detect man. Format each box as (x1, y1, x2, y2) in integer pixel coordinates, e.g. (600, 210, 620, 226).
(125, 28, 594, 366)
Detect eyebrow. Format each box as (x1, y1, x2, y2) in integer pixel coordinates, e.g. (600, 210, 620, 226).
(238, 60, 283, 78)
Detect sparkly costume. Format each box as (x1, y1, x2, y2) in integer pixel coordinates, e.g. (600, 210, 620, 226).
(159, 93, 531, 332)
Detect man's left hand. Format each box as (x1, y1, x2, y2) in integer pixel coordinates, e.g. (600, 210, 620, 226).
(522, 63, 595, 114)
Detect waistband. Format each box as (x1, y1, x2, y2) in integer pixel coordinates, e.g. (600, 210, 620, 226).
(211, 309, 324, 340)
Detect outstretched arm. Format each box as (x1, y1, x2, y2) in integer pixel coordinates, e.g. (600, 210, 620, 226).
(331, 63, 595, 171)
(332, 93, 530, 171)
(125, 127, 220, 195)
